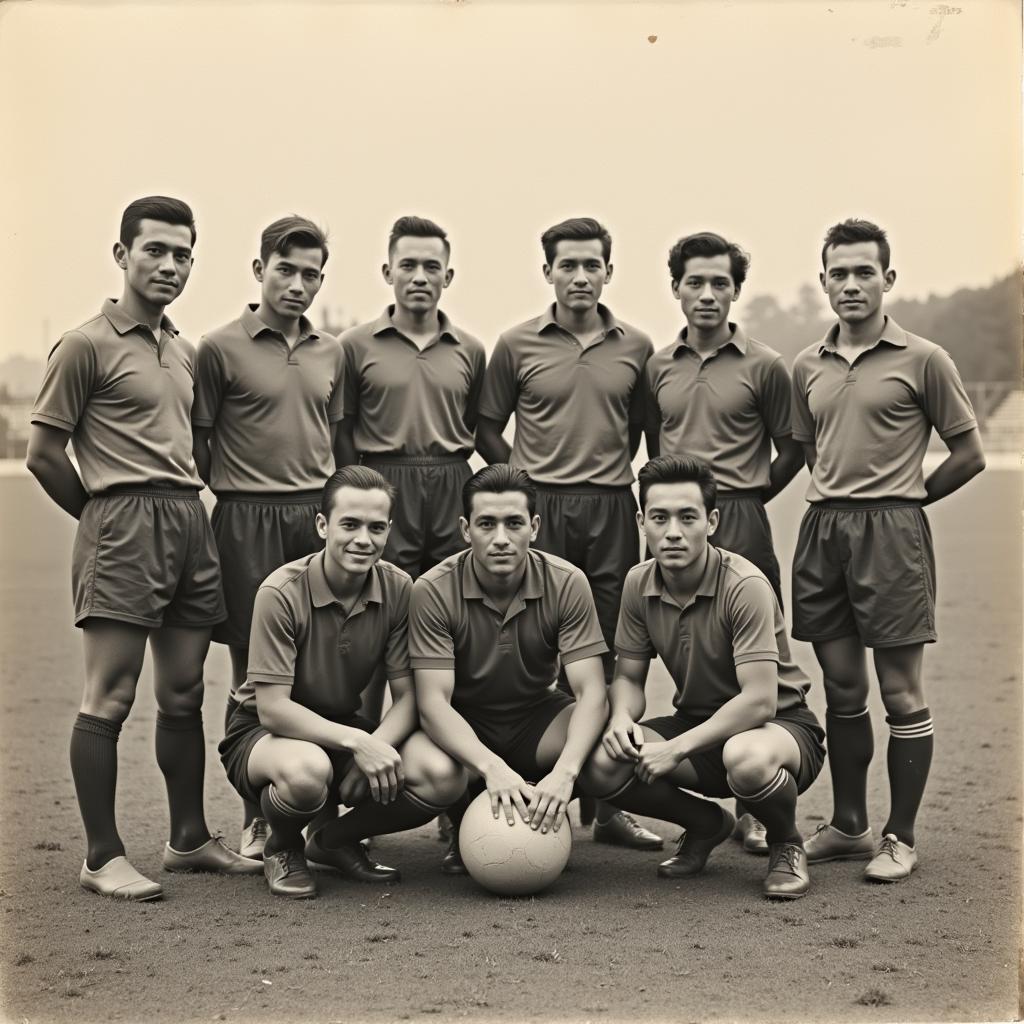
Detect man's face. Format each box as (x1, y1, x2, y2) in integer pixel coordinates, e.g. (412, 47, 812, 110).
(460, 491, 539, 580)
(672, 254, 738, 334)
(114, 219, 194, 308)
(383, 236, 452, 314)
(820, 241, 895, 324)
(316, 486, 392, 576)
(254, 245, 325, 320)
(543, 239, 612, 313)
(639, 481, 719, 573)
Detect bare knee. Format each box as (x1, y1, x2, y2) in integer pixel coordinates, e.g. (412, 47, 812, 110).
(403, 734, 468, 806)
(274, 747, 333, 809)
(579, 744, 632, 798)
(723, 734, 777, 793)
(81, 674, 137, 723)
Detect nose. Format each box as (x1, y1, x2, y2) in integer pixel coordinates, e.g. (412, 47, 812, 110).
(352, 525, 373, 546)
(411, 265, 427, 285)
(492, 525, 510, 548)
(698, 282, 715, 303)
(666, 517, 684, 539)
(287, 275, 304, 294)
(157, 251, 177, 276)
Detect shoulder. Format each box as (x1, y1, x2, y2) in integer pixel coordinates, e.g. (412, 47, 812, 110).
(496, 315, 545, 349)
(792, 341, 824, 375)
(259, 553, 318, 600)
(612, 318, 654, 354)
(717, 549, 775, 604)
(337, 320, 376, 350)
(375, 559, 413, 598)
(198, 317, 246, 351)
(452, 326, 485, 356)
(168, 332, 196, 361)
(745, 335, 785, 365)
(415, 549, 467, 594)
(531, 549, 590, 592)
(647, 342, 677, 373)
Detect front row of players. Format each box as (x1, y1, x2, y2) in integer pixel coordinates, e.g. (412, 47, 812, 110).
(221, 458, 824, 901)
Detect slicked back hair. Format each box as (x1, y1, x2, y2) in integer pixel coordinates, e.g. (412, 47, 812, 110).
(668, 232, 750, 288)
(388, 216, 451, 261)
(638, 454, 718, 516)
(321, 466, 396, 518)
(821, 218, 890, 272)
(462, 464, 537, 520)
(260, 215, 329, 268)
(120, 196, 196, 248)
(541, 217, 612, 265)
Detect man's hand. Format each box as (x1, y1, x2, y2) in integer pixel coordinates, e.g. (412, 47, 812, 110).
(483, 761, 534, 826)
(634, 739, 685, 785)
(602, 715, 645, 763)
(336, 760, 370, 807)
(528, 767, 575, 834)
(350, 733, 404, 804)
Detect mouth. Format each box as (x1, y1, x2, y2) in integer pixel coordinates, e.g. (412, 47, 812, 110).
(152, 280, 177, 289)
(282, 297, 305, 306)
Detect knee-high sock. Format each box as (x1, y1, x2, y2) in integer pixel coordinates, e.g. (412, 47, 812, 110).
(260, 784, 326, 856)
(730, 768, 801, 845)
(225, 696, 260, 827)
(883, 708, 933, 847)
(825, 708, 873, 835)
(316, 790, 447, 848)
(155, 710, 210, 851)
(603, 776, 724, 839)
(71, 713, 124, 871)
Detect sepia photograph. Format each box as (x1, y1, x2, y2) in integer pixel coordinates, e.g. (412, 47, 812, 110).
(0, 1, 1020, 1022)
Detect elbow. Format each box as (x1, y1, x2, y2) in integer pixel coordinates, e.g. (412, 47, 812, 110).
(968, 450, 987, 477)
(749, 694, 777, 728)
(25, 447, 52, 482)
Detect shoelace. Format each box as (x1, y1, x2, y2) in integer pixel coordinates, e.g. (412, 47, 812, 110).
(877, 835, 900, 860)
(250, 819, 269, 841)
(769, 844, 802, 875)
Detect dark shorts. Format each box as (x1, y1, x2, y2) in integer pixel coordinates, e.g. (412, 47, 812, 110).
(712, 491, 783, 607)
(72, 487, 225, 630)
(642, 704, 825, 797)
(210, 491, 323, 647)
(791, 500, 937, 648)
(361, 455, 472, 580)
(218, 701, 377, 806)
(459, 690, 574, 782)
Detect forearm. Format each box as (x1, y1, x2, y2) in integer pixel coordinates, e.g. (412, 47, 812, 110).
(628, 422, 644, 460)
(608, 675, 647, 722)
(26, 449, 87, 519)
(552, 686, 608, 777)
(371, 685, 417, 748)
(192, 437, 212, 487)
(257, 693, 372, 753)
(671, 691, 775, 759)
(334, 426, 359, 469)
(764, 444, 803, 502)
(476, 422, 512, 464)
(644, 428, 661, 460)
(420, 699, 508, 776)
(923, 448, 985, 505)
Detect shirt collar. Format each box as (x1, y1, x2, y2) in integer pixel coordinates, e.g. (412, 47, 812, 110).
(308, 551, 383, 609)
(240, 303, 319, 343)
(816, 315, 908, 356)
(537, 303, 624, 339)
(101, 298, 177, 337)
(673, 322, 748, 357)
(642, 546, 721, 607)
(371, 305, 462, 345)
(462, 549, 545, 604)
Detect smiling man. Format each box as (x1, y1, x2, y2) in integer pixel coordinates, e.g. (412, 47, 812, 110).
(792, 219, 985, 882)
(27, 196, 260, 901)
(192, 216, 345, 859)
(476, 217, 660, 851)
(581, 455, 825, 899)
(219, 467, 466, 899)
(409, 465, 610, 868)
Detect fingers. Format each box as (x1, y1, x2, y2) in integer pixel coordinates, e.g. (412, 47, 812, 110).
(367, 771, 382, 803)
(603, 732, 627, 763)
(512, 786, 533, 826)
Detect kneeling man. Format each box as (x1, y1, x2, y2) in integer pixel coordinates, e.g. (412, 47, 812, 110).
(582, 455, 825, 898)
(410, 465, 609, 870)
(219, 467, 466, 899)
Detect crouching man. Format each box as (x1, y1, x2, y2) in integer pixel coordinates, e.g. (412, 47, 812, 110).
(581, 455, 825, 898)
(219, 467, 466, 899)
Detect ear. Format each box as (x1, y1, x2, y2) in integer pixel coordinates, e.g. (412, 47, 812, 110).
(381, 263, 393, 286)
(670, 278, 681, 300)
(529, 514, 540, 543)
(443, 267, 454, 289)
(315, 512, 328, 541)
(732, 284, 741, 301)
(635, 509, 644, 530)
(113, 241, 128, 270)
(707, 508, 720, 537)
(542, 263, 553, 285)
(252, 258, 264, 283)
(883, 268, 896, 292)
(819, 272, 828, 293)
(604, 262, 614, 284)
(459, 516, 471, 544)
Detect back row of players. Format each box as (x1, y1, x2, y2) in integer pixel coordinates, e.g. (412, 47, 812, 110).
(27, 199, 985, 903)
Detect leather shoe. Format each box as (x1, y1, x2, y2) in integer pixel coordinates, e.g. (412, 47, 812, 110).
(732, 813, 769, 855)
(864, 833, 918, 882)
(163, 835, 263, 875)
(80, 857, 163, 902)
(593, 811, 664, 850)
(441, 835, 468, 875)
(305, 833, 401, 884)
(264, 848, 317, 899)
(805, 823, 874, 863)
(764, 842, 810, 899)
(239, 818, 268, 860)
(657, 809, 735, 878)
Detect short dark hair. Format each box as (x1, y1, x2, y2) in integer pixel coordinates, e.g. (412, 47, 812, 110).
(638, 455, 718, 515)
(321, 466, 396, 518)
(120, 196, 196, 248)
(260, 215, 329, 268)
(387, 216, 451, 260)
(541, 217, 612, 265)
(462, 464, 537, 520)
(821, 218, 890, 272)
(667, 232, 750, 287)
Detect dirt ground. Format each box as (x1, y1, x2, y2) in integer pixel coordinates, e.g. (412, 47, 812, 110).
(0, 469, 1020, 1024)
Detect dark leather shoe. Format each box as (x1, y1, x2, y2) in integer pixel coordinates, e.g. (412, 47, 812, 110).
(264, 848, 317, 899)
(764, 842, 810, 899)
(593, 811, 664, 850)
(305, 833, 400, 884)
(441, 835, 468, 875)
(657, 809, 735, 878)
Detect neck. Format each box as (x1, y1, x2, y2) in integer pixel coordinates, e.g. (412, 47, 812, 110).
(323, 556, 370, 602)
(117, 287, 165, 332)
(392, 302, 439, 336)
(554, 301, 603, 335)
(255, 301, 302, 342)
(836, 310, 886, 347)
(659, 545, 709, 597)
(686, 319, 733, 354)
(471, 553, 527, 600)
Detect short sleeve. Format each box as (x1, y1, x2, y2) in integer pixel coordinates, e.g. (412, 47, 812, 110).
(30, 332, 97, 431)
(557, 569, 609, 665)
(628, 335, 656, 425)
(614, 571, 655, 659)
(408, 579, 457, 670)
(339, 333, 361, 421)
(789, 355, 816, 443)
(643, 360, 663, 437)
(921, 348, 977, 439)
(326, 337, 346, 423)
(462, 343, 487, 431)
(728, 577, 781, 667)
(246, 586, 299, 687)
(478, 336, 518, 423)
(759, 356, 793, 440)
(383, 576, 412, 681)
(191, 338, 225, 427)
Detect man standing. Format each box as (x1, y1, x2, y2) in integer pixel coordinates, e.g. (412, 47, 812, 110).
(582, 455, 825, 899)
(192, 216, 344, 859)
(793, 219, 985, 881)
(476, 218, 661, 851)
(27, 196, 260, 901)
(644, 231, 804, 854)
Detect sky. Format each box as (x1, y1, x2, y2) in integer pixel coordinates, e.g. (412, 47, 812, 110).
(1, 0, 1019, 363)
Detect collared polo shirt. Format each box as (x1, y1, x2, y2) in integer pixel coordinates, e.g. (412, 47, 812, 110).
(192, 305, 344, 493)
(239, 551, 412, 719)
(645, 324, 792, 492)
(615, 546, 809, 719)
(339, 307, 485, 458)
(479, 304, 654, 486)
(409, 548, 608, 718)
(791, 317, 977, 501)
(31, 298, 202, 494)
